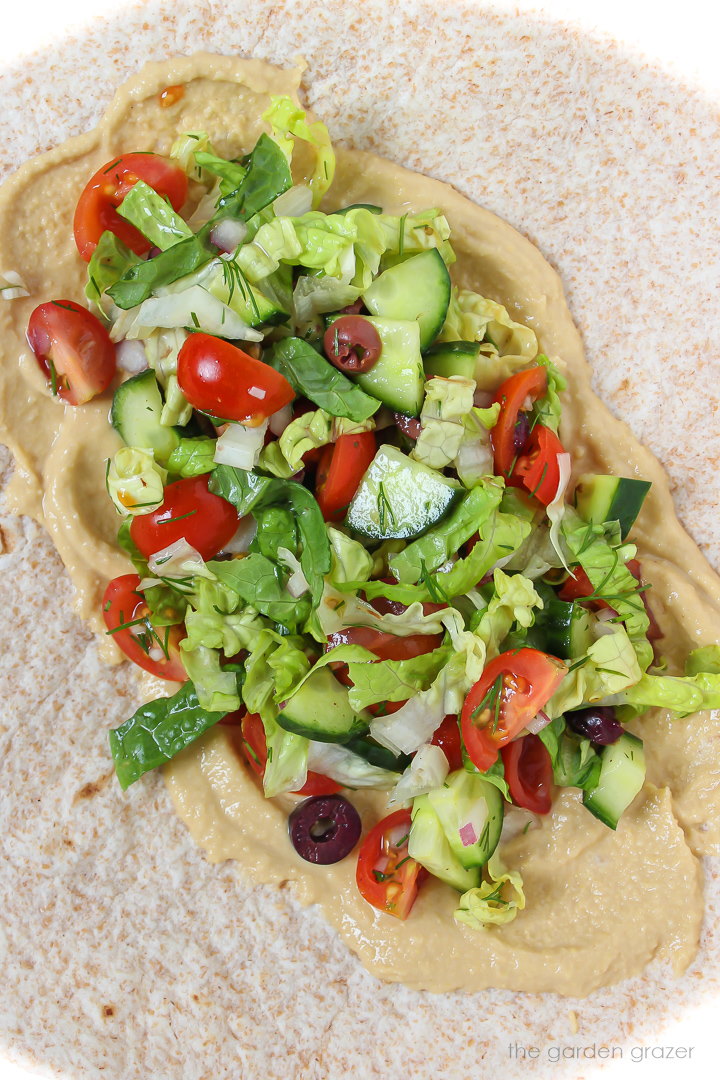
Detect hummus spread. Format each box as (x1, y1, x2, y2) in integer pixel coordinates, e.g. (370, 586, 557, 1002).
(0, 53, 717, 996)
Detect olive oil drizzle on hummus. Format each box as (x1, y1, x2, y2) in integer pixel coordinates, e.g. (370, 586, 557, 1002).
(0, 54, 717, 994)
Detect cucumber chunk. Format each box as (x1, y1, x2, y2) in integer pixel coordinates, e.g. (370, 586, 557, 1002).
(276, 667, 369, 743)
(361, 249, 451, 350)
(346, 444, 461, 540)
(427, 770, 504, 869)
(575, 474, 651, 540)
(409, 796, 481, 892)
(354, 317, 426, 416)
(535, 599, 594, 659)
(582, 732, 645, 829)
(424, 340, 481, 380)
(111, 370, 180, 466)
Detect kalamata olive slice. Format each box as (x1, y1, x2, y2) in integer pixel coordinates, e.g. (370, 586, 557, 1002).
(513, 411, 531, 453)
(323, 315, 382, 374)
(566, 706, 624, 745)
(288, 794, 362, 864)
(394, 412, 422, 440)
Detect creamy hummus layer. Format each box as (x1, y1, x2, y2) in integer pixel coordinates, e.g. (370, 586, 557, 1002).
(0, 53, 717, 995)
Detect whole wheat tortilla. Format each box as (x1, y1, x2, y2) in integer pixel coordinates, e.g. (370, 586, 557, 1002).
(1, 4, 719, 1078)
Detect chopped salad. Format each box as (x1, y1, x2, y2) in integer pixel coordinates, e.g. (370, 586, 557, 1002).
(20, 94, 720, 929)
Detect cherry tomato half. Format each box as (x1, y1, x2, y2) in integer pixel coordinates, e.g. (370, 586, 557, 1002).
(130, 475, 240, 561)
(430, 715, 464, 771)
(239, 712, 341, 796)
(102, 573, 187, 681)
(316, 431, 376, 522)
(461, 648, 567, 772)
(356, 809, 424, 920)
(73, 153, 188, 261)
(26, 300, 116, 405)
(501, 732, 554, 814)
(177, 333, 294, 426)
(491, 366, 547, 478)
(513, 425, 566, 505)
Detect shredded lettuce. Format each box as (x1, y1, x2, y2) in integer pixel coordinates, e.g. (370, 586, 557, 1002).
(327, 526, 374, 584)
(562, 509, 652, 671)
(261, 714, 309, 798)
(106, 447, 166, 516)
(538, 718, 601, 789)
(454, 402, 501, 488)
(621, 670, 720, 717)
(454, 852, 526, 929)
(387, 744, 450, 807)
(179, 644, 241, 713)
(545, 624, 642, 718)
(117, 180, 193, 251)
(412, 376, 476, 470)
(86, 231, 139, 311)
(389, 477, 504, 584)
(166, 436, 217, 477)
(263, 95, 336, 208)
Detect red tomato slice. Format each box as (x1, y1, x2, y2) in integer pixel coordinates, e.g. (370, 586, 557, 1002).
(316, 431, 376, 522)
(491, 366, 547, 478)
(102, 573, 187, 681)
(461, 648, 567, 771)
(26, 300, 116, 405)
(239, 713, 341, 796)
(130, 475, 240, 561)
(356, 810, 424, 920)
(430, 715, 464, 771)
(501, 733, 554, 814)
(513, 425, 565, 505)
(177, 333, 294, 426)
(73, 153, 188, 261)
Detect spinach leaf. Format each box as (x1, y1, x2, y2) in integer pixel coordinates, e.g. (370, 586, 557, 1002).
(108, 134, 292, 310)
(209, 466, 331, 605)
(208, 554, 310, 631)
(215, 133, 292, 220)
(107, 230, 216, 310)
(251, 505, 297, 561)
(266, 337, 380, 422)
(109, 679, 226, 789)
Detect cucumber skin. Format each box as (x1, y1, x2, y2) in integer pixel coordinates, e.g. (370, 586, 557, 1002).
(362, 249, 451, 351)
(276, 668, 369, 744)
(575, 474, 651, 540)
(111, 370, 180, 466)
(346, 444, 461, 541)
(582, 732, 645, 830)
(424, 340, 481, 380)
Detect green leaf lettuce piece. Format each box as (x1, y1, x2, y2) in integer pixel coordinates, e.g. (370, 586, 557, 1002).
(454, 852, 526, 929)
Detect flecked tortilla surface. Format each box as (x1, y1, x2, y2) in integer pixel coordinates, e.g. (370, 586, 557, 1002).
(1, 3, 720, 1078)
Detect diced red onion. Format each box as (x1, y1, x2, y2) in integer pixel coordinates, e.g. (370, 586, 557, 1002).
(473, 389, 493, 407)
(220, 516, 258, 554)
(526, 710, 551, 735)
(269, 403, 293, 437)
(210, 220, 248, 253)
(459, 822, 478, 847)
(115, 339, 148, 374)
